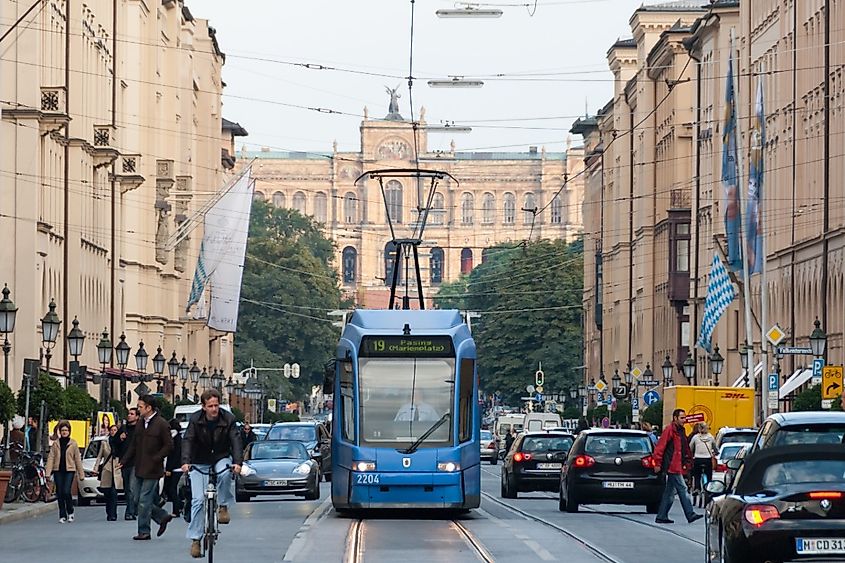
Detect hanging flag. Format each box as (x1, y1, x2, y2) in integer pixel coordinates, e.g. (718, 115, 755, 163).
(721, 46, 743, 272)
(746, 77, 765, 275)
(698, 254, 736, 353)
(186, 239, 209, 312)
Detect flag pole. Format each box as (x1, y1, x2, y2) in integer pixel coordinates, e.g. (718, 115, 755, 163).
(757, 70, 770, 419)
(731, 28, 757, 416)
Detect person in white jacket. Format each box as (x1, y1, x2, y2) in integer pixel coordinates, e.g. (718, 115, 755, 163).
(688, 423, 717, 497)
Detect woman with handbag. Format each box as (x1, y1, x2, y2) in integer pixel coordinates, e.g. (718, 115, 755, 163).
(689, 423, 717, 503)
(94, 424, 124, 521)
(45, 420, 85, 523)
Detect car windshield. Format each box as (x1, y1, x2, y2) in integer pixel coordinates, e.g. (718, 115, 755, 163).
(762, 460, 845, 487)
(358, 357, 455, 449)
(719, 444, 746, 460)
(83, 440, 102, 459)
(266, 425, 317, 442)
(481, 430, 493, 441)
(522, 436, 573, 453)
(722, 432, 757, 444)
(249, 441, 308, 460)
(585, 435, 652, 454)
(772, 424, 845, 446)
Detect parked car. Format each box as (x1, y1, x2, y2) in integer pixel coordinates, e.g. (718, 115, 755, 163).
(480, 430, 498, 465)
(266, 422, 332, 481)
(748, 412, 845, 455)
(501, 431, 574, 498)
(236, 440, 320, 502)
(79, 436, 124, 506)
(715, 427, 759, 450)
(705, 444, 845, 563)
(713, 442, 752, 484)
(559, 429, 661, 514)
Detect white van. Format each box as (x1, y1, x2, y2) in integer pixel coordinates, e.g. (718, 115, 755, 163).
(523, 412, 562, 432)
(495, 414, 525, 441)
(174, 403, 232, 430)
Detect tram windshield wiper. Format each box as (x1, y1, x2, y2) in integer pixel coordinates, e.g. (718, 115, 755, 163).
(401, 413, 450, 455)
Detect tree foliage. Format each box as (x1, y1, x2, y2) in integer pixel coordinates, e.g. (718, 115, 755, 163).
(236, 201, 343, 402)
(0, 381, 15, 424)
(434, 240, 583, 404)
(17, 372, 65, 420)
(793, 384, 821, 412)
(63, 385, 97, 421)
(642, 400, 664, 427)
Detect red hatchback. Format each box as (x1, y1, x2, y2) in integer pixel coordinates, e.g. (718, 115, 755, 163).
(559, 429, 662, 513)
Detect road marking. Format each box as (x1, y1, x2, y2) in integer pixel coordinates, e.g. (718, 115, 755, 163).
(282, 496, 333, 561)
(524, 539, 555, 561)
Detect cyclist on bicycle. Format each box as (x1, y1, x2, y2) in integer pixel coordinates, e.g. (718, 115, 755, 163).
(181, 389, 242, 558)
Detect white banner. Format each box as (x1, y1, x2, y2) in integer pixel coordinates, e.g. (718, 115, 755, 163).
(194, 167, 254, 332)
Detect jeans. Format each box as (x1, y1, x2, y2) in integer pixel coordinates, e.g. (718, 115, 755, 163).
(657, 473, 697, 521)
(52, 471, 75, 519)
(103, 486, 117, 520)
(186, 457, 233, 541)
(122, 466, 137, 517)
(133, 476, 168, 536)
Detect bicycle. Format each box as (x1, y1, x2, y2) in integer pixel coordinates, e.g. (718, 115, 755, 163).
(190, 464, 231, 563)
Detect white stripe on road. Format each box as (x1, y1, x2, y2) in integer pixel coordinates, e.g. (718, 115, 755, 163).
(524, 539, 556, 561)
(282, 496, 333, 562)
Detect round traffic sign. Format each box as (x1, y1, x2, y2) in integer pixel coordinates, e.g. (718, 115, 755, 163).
(643, 390, 660, 406)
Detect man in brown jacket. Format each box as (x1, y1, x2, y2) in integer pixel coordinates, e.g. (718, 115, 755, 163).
(120, 394, 173, 541)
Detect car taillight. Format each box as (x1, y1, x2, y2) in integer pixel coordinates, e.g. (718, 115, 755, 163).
(641, 456, 655, 469)
(809, 492, 843, 499)
(573, 455, 595, 468)
(513, 452, 532, 462)
(716, 463, 727, 472)
(744, 505, 780, 527)
(487, 442, 496, 449)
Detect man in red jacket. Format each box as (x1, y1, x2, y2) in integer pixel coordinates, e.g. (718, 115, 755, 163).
(652, 408, 703, 524)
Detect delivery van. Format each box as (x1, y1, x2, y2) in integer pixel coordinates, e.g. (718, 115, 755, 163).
(662, 385, 755, 433)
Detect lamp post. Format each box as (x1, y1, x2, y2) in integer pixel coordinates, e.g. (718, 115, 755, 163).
(225, 377, 234, 406)
(739, 342, 751, 386)
(709, 345, 724, 387)
(134, 341, 149, 384)
(152, 347, 165, 393)
(682, 355, 696, 386)
(661, 355, 673, 387)
(200, 367, 209, 394)
(611, 369, 621, 393)
(167, 352, 179, 401)
(578, 383, 587, 417)
(96, 329, 113, 408)
(189, 360, 200, 403)
(40, 298, 61, 378)
(0, 285, 17, 453)
(115, 333, 130, 403)
(66, 318, 85, 387)
(211, 368, 223, 390)
(810, 318, 827, 360)
(178, 357, 189, 401)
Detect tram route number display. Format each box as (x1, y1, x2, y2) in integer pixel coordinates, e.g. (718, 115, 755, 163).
(360, 335, 454, 357)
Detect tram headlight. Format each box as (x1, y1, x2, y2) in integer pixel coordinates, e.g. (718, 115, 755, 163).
(437, 462, 461, 472)
(354, 461, 377, 472)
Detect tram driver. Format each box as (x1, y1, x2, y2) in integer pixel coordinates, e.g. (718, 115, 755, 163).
(394, 388, 440, 422)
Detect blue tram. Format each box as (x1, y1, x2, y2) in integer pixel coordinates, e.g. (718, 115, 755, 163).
(326, 309, 481, 511)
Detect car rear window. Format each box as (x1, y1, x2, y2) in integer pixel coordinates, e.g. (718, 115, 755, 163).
(772, 425, 845, 446)
(721, 432, 757, 444)
(762, 460, 845, 487)
(585, 435, 652, 455)
(481, 430, 493, 441)
(267, 425, 317, 442)
(719, 444, 746, 460)
(522, 436, 573, 453)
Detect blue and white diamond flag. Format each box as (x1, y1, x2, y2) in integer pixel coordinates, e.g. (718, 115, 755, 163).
(697, 254, 735, 353)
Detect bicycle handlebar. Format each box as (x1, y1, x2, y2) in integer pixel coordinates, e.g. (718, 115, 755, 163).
(188, 464, 233, 476)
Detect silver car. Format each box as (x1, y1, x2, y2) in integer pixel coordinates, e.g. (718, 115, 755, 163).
(236, 440, 320, 502)
(480, 430, 499, 465)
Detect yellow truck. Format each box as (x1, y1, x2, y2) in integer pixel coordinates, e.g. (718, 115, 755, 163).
(662, 386, 754, 432)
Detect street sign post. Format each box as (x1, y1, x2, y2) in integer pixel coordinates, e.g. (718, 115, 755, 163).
(822, 366, 844, 404)
(637, 380, 660, 387)
(813, 358, 824, 385)
(776, 346, 813, 355)
(766, 324, 786, 347)
(767, 373, 779, 412)
(631, 398, 640, 410)
(594, 380, 607, 393)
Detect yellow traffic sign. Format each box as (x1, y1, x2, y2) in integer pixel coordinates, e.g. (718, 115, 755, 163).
(766, 324, 786, 346)
(594, 380, 607, 393)
(822, 366, 844, 400)
(631, 367, 643, 379)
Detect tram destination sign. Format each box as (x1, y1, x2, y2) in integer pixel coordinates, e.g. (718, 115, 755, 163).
(360, 335, 454, 358)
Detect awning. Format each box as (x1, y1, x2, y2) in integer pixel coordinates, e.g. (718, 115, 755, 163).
(730, 361, 764, 387)
(779, 368, 813, 399)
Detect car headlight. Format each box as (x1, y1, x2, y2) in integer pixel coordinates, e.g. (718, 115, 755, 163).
(293, 463, 312, 476)
(353, 461, 376, 472)
(437, 462, 461, 472)
(240, 463, 256, 477)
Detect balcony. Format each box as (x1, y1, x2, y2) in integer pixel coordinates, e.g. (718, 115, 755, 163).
(92, 125, 118, 168)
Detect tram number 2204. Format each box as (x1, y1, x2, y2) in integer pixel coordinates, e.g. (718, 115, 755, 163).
(355, 474, 380, 485)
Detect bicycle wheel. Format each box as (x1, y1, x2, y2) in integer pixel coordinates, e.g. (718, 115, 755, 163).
(22, 480, 41, 503)
(205, 496, 217, 563)
(4, 472, 22, 503)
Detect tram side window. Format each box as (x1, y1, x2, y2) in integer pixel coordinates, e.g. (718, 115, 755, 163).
(459, 359, 475, 443)
(341, 364, 355, 442)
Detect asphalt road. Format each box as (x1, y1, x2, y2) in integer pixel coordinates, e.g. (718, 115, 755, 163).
(0, 467, 706, 562)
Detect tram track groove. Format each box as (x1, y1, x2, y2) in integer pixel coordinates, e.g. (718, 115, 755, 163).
(452, 520, 496, 562)
(344, 519, 365, 563)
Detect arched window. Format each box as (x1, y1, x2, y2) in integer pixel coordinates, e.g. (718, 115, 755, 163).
(430, 247, 444, 285)
(272, 191, 285, 208)
(460, 192, 474, 225)
(482, 193, 495, 224)
(430, 193, 445, 225)
(384, 241, 401, 285)
(551, 194, 562, 224)
(293, 191, 306, 214)
(253, 190, 265, 202)
(523, 192, 536, 225)
(344, 192, 358, 223)
(503, 193, 515, 224)
(460, 248, 473, 274)
(314, 192, 328, 223)
(385, 180, 403, 224)
(342, 247, 357, 284)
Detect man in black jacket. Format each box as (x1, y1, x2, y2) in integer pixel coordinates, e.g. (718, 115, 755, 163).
(181, 389, 242, 558)
(116, 407, 139, 520)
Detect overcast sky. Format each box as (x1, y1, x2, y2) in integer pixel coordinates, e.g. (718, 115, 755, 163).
(197, 0, 647, 154)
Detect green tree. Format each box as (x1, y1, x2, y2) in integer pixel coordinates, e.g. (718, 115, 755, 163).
(109, 399, 128, 421)
(642, 400, 664, 427)
(63, 386, 97, 420)
(231, 407, 245, 423)
(158, 397, 175, 421)
(793, 384, 822, 411)
(0, 380, 15, 425)
(236, 201, 343, 402)
(17, 372, 66, 421)
(434, 240, 583, 404)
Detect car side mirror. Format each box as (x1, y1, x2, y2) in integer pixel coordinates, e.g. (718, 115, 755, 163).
(726, 458, 743, 471)
(705, 480, 726, 495)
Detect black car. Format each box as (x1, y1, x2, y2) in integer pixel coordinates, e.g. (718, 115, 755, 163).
(705, 444, 845, 563)
(500, 431, 574, 498)
(748, 412, 845, 455)
(559, 429, 661, 513)
(266, 422, 332, 481)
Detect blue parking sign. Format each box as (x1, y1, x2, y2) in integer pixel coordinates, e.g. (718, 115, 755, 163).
(597, 392, 605, 403)
(631, 398, 640, 410)
(768, 373, 779, 391)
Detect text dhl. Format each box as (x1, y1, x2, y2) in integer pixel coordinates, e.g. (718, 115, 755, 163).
(721, 392, 751, 400)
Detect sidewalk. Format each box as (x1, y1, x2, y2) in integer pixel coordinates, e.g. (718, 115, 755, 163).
(0, 500, 56, 525)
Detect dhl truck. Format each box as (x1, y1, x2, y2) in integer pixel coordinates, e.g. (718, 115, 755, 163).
(662, 386, 755, 432)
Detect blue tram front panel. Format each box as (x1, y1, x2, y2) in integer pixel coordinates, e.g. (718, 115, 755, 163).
(329, 310, 481, 510)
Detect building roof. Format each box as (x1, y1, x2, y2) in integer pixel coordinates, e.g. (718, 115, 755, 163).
(222, 118, 248, 137)
(612, 38, 637, 49)
(638, 0, 706, 11)
(243, 150, 568, 161)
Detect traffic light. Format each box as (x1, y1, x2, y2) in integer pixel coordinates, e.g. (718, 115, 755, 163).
(535, 369, 544, 387)
(291, 363, 300, 379)
(283, 363, 291, 378)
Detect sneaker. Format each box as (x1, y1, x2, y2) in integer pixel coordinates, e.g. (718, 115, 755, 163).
(655, 518, 674, 524)
(191, 540, 202, 558)
(687, 513, 704, 524)
(217, 506, 230, 525)
(58, 517, 67, 524)
(68, 514, 74, 522)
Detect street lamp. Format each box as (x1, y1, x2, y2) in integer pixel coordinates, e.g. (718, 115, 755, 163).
(436, 6, 503, 18)
(178, 357, 189, 400)
(682, 355, 696, 385)
(625, 367, 635, 386)
(810, 318, 827, 359)
(200, 366, 209, 392)
(661, 355, 673, 386)
(709, 345, 724, 386)
(642, 364, 652, 384)
(41, 298, 61, 376)
(0, 285, 17, 453)
(135, 341, 149, 382)
(96, 329, 113, 408)
(212, 368, 223, 390)
(740, 342, 750, 370)
(570, 387, 578, 401)
(67, 317, 85, 361)
(115, 333, 131, 398)
(190, 360, 200, 402)
(611, 369, 621, 391)
(152, 347, 166, 378)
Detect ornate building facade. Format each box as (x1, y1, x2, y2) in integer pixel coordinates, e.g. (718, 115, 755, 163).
(248, 109, 584, 308)
(0, 0, 245, 404)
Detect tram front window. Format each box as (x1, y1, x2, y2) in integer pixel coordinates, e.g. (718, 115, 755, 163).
(359, 357, 454, 448)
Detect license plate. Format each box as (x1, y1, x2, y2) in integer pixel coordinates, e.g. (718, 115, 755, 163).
(536, 463, 561, 470)
(602, 481, 634, 489)
(265, 480, 287, 487)
(796, 538, 845, 555)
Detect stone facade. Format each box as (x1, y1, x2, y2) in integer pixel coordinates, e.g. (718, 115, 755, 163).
(248, 115, 584, 308)
(0, 0, 244, 403)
